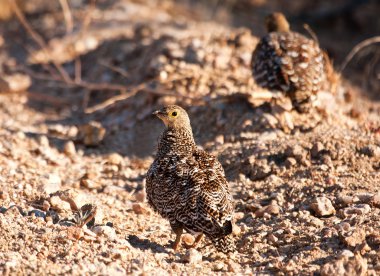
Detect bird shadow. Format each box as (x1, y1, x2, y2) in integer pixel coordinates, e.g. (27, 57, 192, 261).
(127, 234, 169, 254)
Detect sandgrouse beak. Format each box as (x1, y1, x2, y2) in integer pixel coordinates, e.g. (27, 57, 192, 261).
(152, 110, 165, 117)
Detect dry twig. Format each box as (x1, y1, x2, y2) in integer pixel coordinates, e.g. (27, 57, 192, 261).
(75, 58, 82, 83)
(15, 38, 61, 80)
(98, 61, 130, 79)
(303, 24, 319, 44)
(59, 0, 74, 34)
(84, 81, 198, 114)
(84, 84, 145, 114)
(21, 66, 127, 92)
(79, 0, 96, 36)
(340, 36, 380, 72)
(364, 49, 380, 91)
(8, 0, 72, 83)
(26, 91, 71, 106)
(11, 0, 194, 111)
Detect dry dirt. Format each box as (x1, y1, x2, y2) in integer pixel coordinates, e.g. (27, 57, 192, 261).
(0, 0, 380, 275)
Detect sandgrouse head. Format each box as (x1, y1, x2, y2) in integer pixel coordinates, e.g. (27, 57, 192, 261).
(265, 12, 290, 33)
(153, 105, 191, 129)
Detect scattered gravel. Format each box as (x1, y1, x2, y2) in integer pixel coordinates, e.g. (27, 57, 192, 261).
(0, 0, 379, 275)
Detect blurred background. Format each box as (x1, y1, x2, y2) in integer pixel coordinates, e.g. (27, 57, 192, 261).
(0, 0, 379, 105)
(1, 3, 380, 273)
(0, 0, 379, 155)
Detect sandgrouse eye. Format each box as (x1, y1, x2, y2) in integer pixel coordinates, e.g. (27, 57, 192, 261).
(251, 12, 326, 113)
(146, 105, 235, 253)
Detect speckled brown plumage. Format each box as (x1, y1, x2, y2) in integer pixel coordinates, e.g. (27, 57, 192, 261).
(251, 12, 326, 112)
(146, 105, 235, 253)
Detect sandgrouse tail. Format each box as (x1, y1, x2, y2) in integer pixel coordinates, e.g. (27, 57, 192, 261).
(146, 105, 235, 253)
(251, 12, 326, 112)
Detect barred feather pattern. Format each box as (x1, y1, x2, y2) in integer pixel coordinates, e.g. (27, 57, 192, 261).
(251, 31, 325, 112)
(213, 233, 235, 254)
(146, 119, 235, 253)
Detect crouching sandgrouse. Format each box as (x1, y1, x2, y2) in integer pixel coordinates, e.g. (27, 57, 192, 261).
(251, 12, 326, 112)
(146, 105, 235, 253)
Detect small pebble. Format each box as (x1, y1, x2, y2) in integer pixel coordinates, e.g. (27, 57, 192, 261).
(285, 144, 305, 160)
(135, 190, 146, 202)
(42, 200, 50, 211)
(232, 224, 241, 235)
(340, 204, 371, 218)
(234, 212, 245, 220)
(38, 135, 50, 147)
(342, 229, 366, 247)
(311, 142, 324, 158)
(49, 196, 71, 212)
(284, 157, 297, 168)
(213, 262, 224, 271)
(310, 197, 336, 217)
(183, 248, 202, 264)
(0, 190, 9, 200)
(107, 153, 124, 166)
(92, 225, 117, 241)
(78, 121, 106, 146)
(132, 203, 148, 215)
(255, 204, 280, 218)
(336, 195, 356, 206)
(63, 141, 76, 157)
(360, 145, 380, 157)
(28, 209, 46, 219)
(81, 179, 101, 189)
(227, 259, 239, 273)
(371, 193, 380, 207)
(340, 250, 354, 258)
(215, 135, 224, 145)
(182, 234, 195, 247)
(357, 193, 373, 204)
(267, 233, 278, 244)
(40, 174, 62, 194)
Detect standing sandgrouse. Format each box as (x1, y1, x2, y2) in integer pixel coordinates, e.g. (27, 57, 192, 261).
(146, 105, 235, 253)
(251, 12, 326, 112)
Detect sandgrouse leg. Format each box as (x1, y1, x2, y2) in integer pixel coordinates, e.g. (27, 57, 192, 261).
(171, 222, 184, 251)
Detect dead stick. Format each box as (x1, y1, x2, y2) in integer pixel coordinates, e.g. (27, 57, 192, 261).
(84, 84, 144, 114)
(303, 24, 319, 44)
(16, 39, 60, 80)
(8, 0, 72, 83)
(98, 60, 130, 79)
(85, 84, 196, 114)
(22, 66, 127, 91)
(26, 91, 71, 105)
(79, 0, 96, 37)
(59, 0, 74, 34)
(340, 36, 380, 72)
(75, 58, 82, 83)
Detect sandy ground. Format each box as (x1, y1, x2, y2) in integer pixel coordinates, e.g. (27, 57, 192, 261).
(0, 0, 379, 275)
